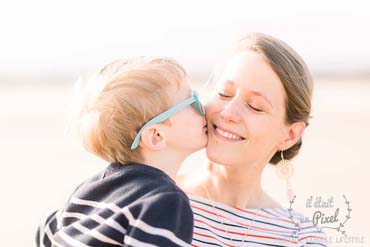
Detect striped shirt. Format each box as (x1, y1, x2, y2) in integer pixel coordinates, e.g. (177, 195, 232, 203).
(36, 163, 193, 247)
(189, 195, 327, 247)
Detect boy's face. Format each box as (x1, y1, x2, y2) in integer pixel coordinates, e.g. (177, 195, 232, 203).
(165, 79, 208, 155)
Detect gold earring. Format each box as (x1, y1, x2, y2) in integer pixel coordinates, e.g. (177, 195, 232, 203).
(276, 150, 295, 201)
(276, 150, 294, 180)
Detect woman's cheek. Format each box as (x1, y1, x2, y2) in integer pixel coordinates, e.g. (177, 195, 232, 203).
(205, 99, 223, 117)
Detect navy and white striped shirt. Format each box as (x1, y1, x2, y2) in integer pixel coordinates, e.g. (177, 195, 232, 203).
(36, 163, 193, 247)
(189, 195, 327, 247)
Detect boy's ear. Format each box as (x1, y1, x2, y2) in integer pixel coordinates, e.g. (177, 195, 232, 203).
(139, 125, 167, 151)
(277, 121, 305, 151)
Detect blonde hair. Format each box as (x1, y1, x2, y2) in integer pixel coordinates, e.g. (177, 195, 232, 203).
(77, 57, 187, 164)
(237, 33, 313, 164)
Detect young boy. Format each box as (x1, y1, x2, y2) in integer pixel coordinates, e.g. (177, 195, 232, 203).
(36, 57, 207, 247)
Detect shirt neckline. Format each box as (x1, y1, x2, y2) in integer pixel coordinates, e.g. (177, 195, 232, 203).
(188, 193, 288, 212)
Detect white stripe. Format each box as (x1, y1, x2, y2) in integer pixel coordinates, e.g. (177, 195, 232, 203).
(56, 209, 63, 230)
(70, 197, 121, 212)
(122, 208, 191, 247)
(57, 230, 93, 247)
(90, 214, 127, 234)
(39, 209, 60, 247)
(63, 211, 127, 234)
(38, 214, 48, 247)
(44, 224, 66, 247)
(62, 211, 85, 220)
(71, 197, 190, 247)
(73, 222, 123, 246)
(124, 235, 160, 247)
(42, 210, 124, 247)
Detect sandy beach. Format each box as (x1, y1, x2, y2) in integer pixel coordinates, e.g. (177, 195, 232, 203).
(0, 77, 369, 246)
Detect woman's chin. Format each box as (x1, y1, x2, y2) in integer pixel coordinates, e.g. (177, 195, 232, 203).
(205, 144, 235, 166)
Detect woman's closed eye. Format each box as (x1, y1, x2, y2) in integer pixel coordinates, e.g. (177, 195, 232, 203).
(246, 102, 263, 112)
(219, 92, 264, 112)
(218, 92, 233, 98)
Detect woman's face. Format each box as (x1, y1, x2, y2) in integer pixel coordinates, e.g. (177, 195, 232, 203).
(205, 51, 294, 168)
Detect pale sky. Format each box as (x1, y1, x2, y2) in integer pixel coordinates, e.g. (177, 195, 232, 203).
(1, 0, 369, 78)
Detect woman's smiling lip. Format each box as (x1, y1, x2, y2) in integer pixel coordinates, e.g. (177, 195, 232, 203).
(212, 124, 245, 141)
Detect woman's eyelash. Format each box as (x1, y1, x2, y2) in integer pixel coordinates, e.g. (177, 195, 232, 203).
(248, 104, 263, 112)
(245, 102, 263, 112)
(218, 92, 231, 98)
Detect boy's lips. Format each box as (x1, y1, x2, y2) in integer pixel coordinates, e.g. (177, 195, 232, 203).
(212, 124, 245, 141)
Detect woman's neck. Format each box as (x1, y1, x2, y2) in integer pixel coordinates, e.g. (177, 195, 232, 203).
(202, 162, 277, 209)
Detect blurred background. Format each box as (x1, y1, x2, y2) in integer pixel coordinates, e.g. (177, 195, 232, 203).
(0, 0, 369, 246)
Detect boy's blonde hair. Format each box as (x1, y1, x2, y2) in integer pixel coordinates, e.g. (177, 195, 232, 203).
(77, 57, 187, 164)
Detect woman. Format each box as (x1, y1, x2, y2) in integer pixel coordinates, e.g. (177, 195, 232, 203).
(177, 33, 327, 246)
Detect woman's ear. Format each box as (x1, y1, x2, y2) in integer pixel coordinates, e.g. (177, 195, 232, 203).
(139, 125, 167, 151)
(278, 122, 306, 151)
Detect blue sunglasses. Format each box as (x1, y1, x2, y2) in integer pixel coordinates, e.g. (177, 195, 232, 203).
(131, 90, 204, 150)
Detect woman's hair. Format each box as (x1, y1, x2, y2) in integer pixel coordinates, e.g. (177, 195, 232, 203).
(77, 57, 186, 164)
(237, 33, 313, 164)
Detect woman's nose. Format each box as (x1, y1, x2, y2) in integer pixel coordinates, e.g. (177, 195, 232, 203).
(220, 100, 241, 123)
